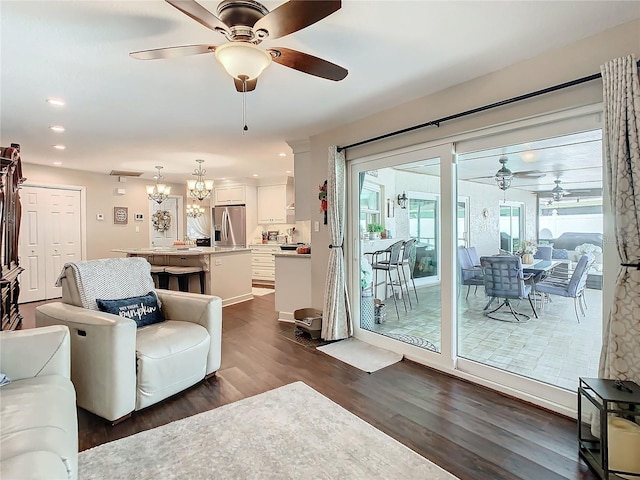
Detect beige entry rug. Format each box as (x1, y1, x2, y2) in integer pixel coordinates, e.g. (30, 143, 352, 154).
(252, 287, 275, 296)
(316, 337, 403, 373)
(79, 382, 457, 480)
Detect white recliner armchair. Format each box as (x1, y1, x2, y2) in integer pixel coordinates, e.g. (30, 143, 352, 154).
(35, 257, 222, 424)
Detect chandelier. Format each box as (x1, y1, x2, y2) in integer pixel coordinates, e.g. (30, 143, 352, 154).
(146, 166, 171, 204)
(186, 202, 205, 218)
(187, 159, 214, 201)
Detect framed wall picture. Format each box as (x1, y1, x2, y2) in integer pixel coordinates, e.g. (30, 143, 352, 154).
(114, 207, 128, 225)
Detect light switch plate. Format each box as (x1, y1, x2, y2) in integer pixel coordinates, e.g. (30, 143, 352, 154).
(314, 221, 319, 232)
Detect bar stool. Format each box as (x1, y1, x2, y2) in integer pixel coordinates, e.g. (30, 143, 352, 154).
(162, 266, 205, 294)
(150, 265, 168, 289)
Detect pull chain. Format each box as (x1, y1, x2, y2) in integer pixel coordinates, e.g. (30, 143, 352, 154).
(242, 77, 248, 134)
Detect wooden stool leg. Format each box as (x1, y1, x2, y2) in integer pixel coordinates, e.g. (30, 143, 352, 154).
(199, 271, 205, 294)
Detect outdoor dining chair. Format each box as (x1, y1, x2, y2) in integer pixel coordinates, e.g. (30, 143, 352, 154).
(535, 253, 594, 323)
(480, 255, 538, 322)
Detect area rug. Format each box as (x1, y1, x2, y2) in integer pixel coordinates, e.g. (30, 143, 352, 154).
(252, 287, 274, 296)
(79, 382, 457, 480)
(277, 323, 332, 348)
(316, 337, 403, 373)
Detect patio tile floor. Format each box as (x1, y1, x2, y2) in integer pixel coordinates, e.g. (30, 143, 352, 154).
(365, 284, 602, 391)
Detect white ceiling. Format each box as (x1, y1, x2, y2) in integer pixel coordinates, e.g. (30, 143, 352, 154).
(2, 1, 639, 184)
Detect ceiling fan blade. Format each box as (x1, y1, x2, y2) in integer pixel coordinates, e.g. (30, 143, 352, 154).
(130, 44, 215, 60)
(234, 77, 258, 92)
(254, 0, 341, 40)
(165, 0, 230, 34)
(270, 47, 347, 81)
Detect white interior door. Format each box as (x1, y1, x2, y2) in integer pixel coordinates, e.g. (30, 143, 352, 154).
(149, 196, 183, 247)
(19, 186, 82, 302)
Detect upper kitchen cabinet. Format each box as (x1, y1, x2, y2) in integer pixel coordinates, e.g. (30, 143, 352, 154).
(214, 184, 246, 205)
(257, 178, 294, 224)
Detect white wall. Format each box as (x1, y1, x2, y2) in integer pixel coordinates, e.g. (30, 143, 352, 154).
(304, 19, 640, 309)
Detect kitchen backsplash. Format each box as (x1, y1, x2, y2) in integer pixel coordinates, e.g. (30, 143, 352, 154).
(249, 220, 311, 244)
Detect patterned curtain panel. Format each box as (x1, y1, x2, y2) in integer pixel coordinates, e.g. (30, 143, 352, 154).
(599, 55, 640, 383)
(322, 146, 353, 340)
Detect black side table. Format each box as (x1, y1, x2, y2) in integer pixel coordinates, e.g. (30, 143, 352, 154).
(578, 377, 640, 479)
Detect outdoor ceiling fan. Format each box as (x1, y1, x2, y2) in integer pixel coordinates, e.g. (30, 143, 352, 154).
(550, 179, 570, 202)
(130, 0, 348, 93)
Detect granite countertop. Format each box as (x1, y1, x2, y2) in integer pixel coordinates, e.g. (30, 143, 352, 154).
(113, 247, 251, 255)
(274, 252, 311, 258)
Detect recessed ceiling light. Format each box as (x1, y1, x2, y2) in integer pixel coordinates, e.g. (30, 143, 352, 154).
(252, 174, 259, 177)
(278, 153, 287, 157)
(53, 161, 62, 166)
(46, 98, 65, 107)
(53, 144, 66, 150)
(49, 125, 65, 133)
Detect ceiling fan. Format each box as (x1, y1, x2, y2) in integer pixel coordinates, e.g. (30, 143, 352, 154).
(130, 0, 348, 92)
(550, 179, 570, 202)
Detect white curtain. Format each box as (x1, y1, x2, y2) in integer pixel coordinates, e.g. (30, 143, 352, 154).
(599, 55, 640, 383)
(187, 214, 209, 239)
(322, 146, 352, 340)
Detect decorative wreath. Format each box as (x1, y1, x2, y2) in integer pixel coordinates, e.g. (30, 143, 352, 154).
(151, 210, 172, 232)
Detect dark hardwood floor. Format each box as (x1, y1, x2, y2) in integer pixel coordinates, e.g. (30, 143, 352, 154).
(20, 294, 598, 480)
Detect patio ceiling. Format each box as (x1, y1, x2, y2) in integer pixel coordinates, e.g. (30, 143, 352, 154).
(395, 130, 603, 201)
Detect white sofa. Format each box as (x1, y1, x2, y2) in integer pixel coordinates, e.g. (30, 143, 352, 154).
(35, 258, 223, 423)
(0, 325, 78, 480)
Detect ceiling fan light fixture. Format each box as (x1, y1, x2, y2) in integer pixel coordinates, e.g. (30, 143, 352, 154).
(551, 179, 565, 202)
(214, 42, 272, 81)
(494, 156, 513, 191)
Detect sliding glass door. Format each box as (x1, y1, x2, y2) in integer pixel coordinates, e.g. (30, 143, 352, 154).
(408, 193, 439, 286)
(351, 144, 451, 361)
(348, 105, 607, 415)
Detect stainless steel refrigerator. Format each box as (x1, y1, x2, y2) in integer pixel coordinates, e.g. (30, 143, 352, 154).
(213, 205, 246, 247)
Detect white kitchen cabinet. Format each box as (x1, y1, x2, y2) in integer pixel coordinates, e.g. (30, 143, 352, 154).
(214, 185, 246, 205)
(257, 183, 293, 224)
(251, 244, 280, 284)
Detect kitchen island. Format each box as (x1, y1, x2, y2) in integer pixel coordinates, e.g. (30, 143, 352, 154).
(113, 247, 252, 306)
(274, 251, 312, 322)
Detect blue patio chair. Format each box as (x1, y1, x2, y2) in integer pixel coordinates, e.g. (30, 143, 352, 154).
(458, 247, 484, 299)
(534, 245, 553, 261)
(535, 253, 594, 323)
(480, 255, 538, 322)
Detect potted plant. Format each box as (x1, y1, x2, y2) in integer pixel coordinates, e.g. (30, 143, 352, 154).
(366, 222, 384, 240)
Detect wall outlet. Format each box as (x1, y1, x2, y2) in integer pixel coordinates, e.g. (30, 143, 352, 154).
(215, 259, 222, 266)
(96, 213, 104, 221)
(135, 226, 140, 233)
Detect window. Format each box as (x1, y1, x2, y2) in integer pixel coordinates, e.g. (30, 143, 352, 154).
(499, 201, 524, 253)
(359, 181, 383, 235)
